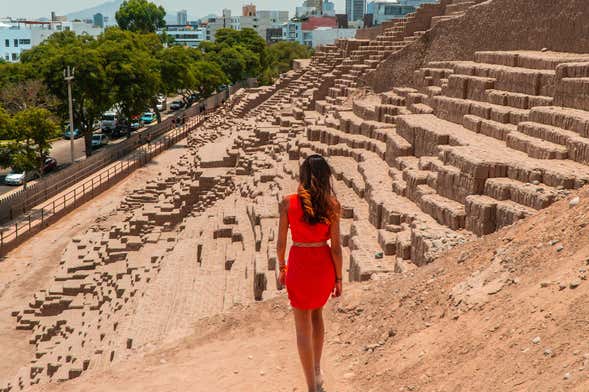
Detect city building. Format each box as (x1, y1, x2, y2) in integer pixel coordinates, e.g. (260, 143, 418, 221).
(231, 9, 289, 43)
(50, 12, 67, 22)
(367, 0, 435, 25)
(177, 10, 188, 26)
(283, 16, 339, 47)
(159, 25, 206, 47)
(266, 27, 283, 43)
(93, 13, 104, 28)
(242, 4, 257, 17)
(346, 0, 367, 22)
(311, 27, 357, 47)
(323, 0, 336, 16)
(0, 20, 103, 62)
(204, 9, 232, 41)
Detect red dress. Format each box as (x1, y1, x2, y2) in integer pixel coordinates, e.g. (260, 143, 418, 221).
(285, 194, 335, 309)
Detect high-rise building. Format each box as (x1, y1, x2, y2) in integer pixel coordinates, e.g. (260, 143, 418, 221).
(323, 0, 336, 16)
(346, 0, 367, 21)
(93, 13, 104, 28)
(304, 0, 323, 11)
(177, 10, 188, 25)
(242, 4, 256, 17)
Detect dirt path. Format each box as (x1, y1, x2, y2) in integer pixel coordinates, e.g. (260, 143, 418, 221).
(30, 298, 354, 392)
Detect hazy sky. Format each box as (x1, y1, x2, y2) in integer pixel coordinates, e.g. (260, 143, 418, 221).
(2, 0, 345, 19)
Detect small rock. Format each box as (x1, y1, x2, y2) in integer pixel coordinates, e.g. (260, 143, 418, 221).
(374, 251, 384, 259)
(532, 180, 540, 185)
(569, 196, 580, 208)
(541, 47, 548, 52)
(532, 336, 541, 344)
(388, 328, 397, 337)
(260, 370, 265, 376)
(544, 348, 554, 357)
(559, 282, 567, 290)
(569, 279, 581, 289)
(159, 359, 167, 364)
(343, 372, 356, 379)
(248, 355, 253, 360)
(556, 245, 564, 252)
(564, 372, 571, 380)
(540, 281, 551, 288)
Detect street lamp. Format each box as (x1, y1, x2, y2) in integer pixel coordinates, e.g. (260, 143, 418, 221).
(64, 66, 75, 164)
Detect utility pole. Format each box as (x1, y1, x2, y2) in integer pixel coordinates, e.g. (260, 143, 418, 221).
(64, 66, 75, 164)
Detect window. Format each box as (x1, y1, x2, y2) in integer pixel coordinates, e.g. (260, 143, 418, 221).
(19, 39, 31, 45)
(11, 53, 17, 61)
(4, 39, 8, 47)
(14, 39, 18, 47)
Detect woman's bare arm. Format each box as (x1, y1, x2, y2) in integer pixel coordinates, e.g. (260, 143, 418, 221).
(276, 196, 289, 269)
(330, 201, 343, 282)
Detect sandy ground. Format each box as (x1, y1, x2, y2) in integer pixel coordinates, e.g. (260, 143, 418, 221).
(28, 299, 353, 392)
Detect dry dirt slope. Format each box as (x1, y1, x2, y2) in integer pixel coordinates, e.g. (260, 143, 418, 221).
(30, 188, 589, 392)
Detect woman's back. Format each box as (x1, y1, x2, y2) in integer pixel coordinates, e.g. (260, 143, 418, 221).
(287, 194, 330, 243)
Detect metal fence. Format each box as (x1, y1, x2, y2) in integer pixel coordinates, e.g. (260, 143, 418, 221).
(0, 78, 257, 255)
(0, 79, 257, 224)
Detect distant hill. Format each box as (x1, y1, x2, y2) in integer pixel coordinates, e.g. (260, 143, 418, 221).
(65, 0, 123, 23)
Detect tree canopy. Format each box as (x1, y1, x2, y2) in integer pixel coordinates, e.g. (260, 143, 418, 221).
(116, 0, 166, 33)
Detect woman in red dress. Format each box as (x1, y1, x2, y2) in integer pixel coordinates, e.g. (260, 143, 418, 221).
(277, 154, 343, 392)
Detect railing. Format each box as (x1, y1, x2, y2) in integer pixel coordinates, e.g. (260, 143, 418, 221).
(0, 79, 257, 224)
(0, 78, 258, 255)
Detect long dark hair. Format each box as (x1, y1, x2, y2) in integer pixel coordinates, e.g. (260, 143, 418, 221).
(298, 154, 337, 225)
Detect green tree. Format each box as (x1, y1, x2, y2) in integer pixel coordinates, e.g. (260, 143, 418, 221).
(209, 46, 247, 83)
(0, 107, 14, 140)
(22, 31, 112, 156)
(12, 108, 58, 177)
(262, 41, 313, 84)
(193, 61, 228, 98)
(158, 46, 199, 106)
(98, 28, 161, 130)
(116, 0, 166, 33)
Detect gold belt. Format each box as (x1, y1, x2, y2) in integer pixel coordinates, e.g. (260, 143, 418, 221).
(292, 241, 328, 247)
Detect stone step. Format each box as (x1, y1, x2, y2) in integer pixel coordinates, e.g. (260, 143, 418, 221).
(483, 177, 561, 210)
(431, 95, 529, 125)
(474, 50, 589, 70)
(505, 131, 569, 160)
(485, 89, 553, 109)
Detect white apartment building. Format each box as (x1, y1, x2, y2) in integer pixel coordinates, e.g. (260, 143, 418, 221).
(159, 25, 207, 48)
(0, 20, 103, 62)
(231, 10, 289, 42)
(311, 27, 357, 47)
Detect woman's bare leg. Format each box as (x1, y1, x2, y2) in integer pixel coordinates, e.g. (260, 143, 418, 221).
(311, 307, 325, 380)
(293, 307, 317, 392)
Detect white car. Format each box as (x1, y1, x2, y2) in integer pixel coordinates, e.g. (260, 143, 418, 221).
(4, 170, 36, 186)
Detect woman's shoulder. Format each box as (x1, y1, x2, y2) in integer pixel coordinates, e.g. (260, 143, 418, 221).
(279, 194, 297, 211)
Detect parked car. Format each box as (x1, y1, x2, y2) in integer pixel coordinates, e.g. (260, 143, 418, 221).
(91, 133, 108, 149)
(4, 170, 37, 186)
(188, 93, 201, 104)
(42, 157, 58, 173)
(130, 115, 142, 130)
(100, 112, 119, 131)
(169, 100, 184, 111)
(63, 125, 81, 139)
(140, 112, 156, 124)
(156, 96, 166, 111)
